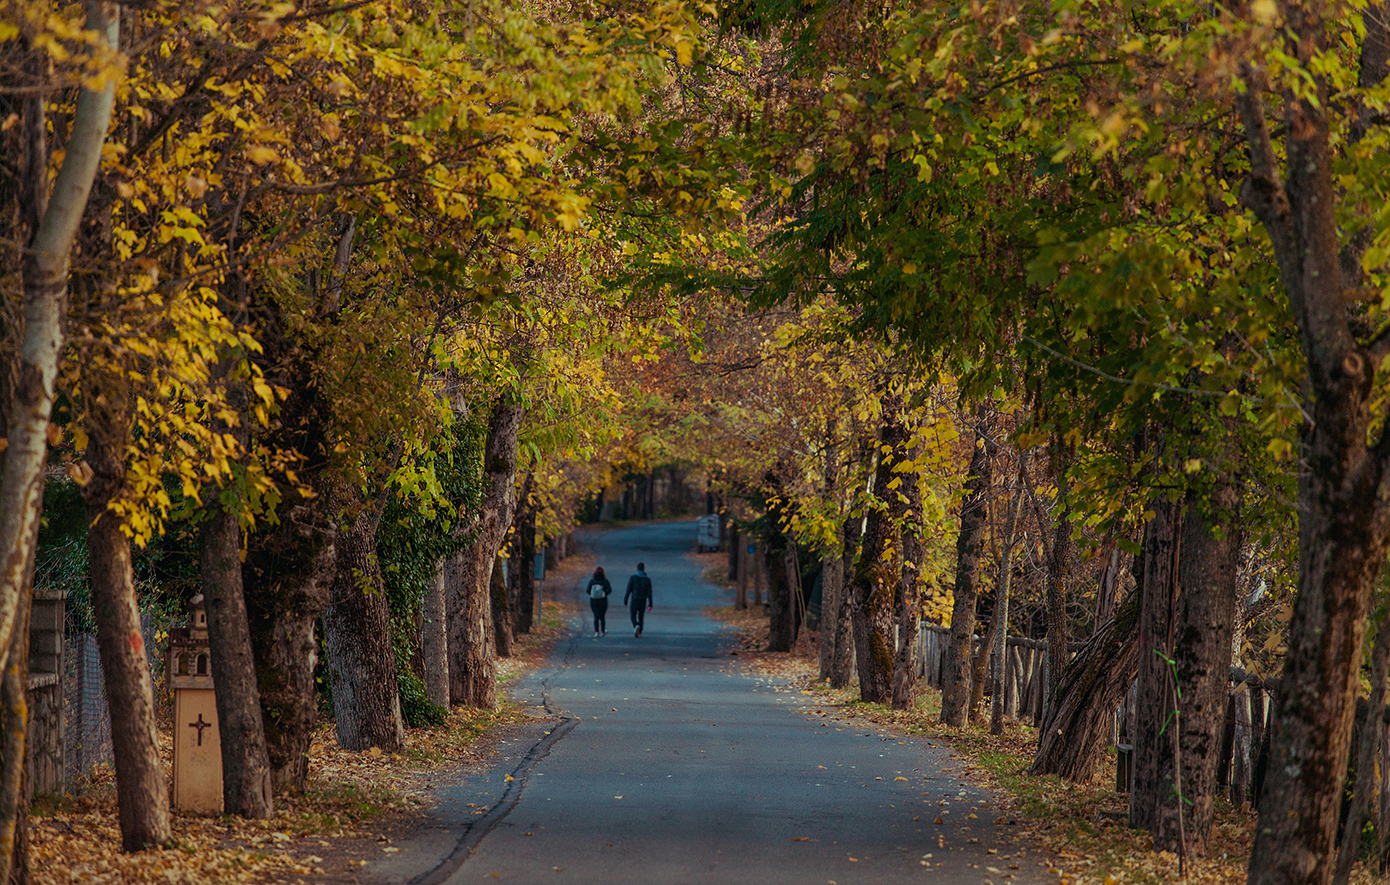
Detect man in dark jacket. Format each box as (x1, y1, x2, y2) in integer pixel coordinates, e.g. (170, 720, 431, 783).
(624, 563, 654, 637)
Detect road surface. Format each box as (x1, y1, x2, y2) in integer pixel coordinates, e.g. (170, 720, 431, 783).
(374, 521, 1051, 885)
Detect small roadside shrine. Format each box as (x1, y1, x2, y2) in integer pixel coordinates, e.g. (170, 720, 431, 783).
(167, 594, 222, 812)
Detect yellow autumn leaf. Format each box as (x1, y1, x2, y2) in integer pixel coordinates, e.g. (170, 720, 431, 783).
(245, 144, 279, 165)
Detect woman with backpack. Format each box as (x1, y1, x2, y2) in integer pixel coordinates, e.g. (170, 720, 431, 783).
(587, 566, 613, 636)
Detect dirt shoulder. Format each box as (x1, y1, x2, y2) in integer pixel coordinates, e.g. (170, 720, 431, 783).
(31, 551, 595, 885)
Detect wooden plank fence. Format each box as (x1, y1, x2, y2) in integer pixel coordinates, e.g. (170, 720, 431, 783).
(917, 625, 1281, 806)
(918, 625, 1052, 724)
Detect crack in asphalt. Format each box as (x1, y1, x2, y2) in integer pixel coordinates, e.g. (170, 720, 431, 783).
(409, 622, 582, 885)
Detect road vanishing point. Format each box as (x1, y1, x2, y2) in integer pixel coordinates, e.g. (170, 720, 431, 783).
(373, 520, 1052, 885)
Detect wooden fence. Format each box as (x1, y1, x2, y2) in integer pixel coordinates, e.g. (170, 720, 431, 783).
(916, 626, 1275, 805)
(918, 625, 1052, 724)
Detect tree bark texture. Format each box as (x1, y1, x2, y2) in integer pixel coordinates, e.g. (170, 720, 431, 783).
(448, 396, 523, 708)
(1334, 620, 1390, 885)
(1152, 490, 1242, 855)
(940, 412, 995, 726)
(819, 548, 843, 682)
(830, 516, 860, 690)
(1129, 494, 1183, 833)
(852, 414, 908, 705)
(199, 506, 273, 818)
(986, 459, 1027, 731)
(0, 559, 32, 884)
(0, 3, 117, 745)
(764, 475, 797, 653)
(510, 472, 536, 634)
(1031, 590, 1140, 780)
(244, 510, 337, 793)
(423, 564, 449, 707)
(491, 553, 513, 657)
(1043, 491, 1072, 725)
(323, 510, 404, 752)
(85, 445, 171, 850)
(1238, 18, 1390, 884)
(892, 461, 924, 711)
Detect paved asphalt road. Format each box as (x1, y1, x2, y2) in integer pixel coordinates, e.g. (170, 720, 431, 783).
(375, 521, 1053, 885)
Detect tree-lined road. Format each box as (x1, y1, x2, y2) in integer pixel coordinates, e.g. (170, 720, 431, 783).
(376, 521, 1050, 885)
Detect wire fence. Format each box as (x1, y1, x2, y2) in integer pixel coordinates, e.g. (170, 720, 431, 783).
(61, 632, 112, 791)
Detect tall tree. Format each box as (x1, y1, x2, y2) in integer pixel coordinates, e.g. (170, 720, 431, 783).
(449, 395, 524, 708)
(940, 411, 996, 726)
(851, 406, 908, 704)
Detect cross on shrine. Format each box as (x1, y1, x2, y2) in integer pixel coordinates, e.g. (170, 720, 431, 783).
(189, 714, 213, 747)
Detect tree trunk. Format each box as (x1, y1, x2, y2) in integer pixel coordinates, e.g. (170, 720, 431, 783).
(983, 457, 1027, 729)
(765, 471, 797, 652)
(1129, 494, 1183, 832)
(448, 395, 523, 708)
(1152, 488, 1243, 855)
(941, 411, 995, 726)
(492, 553, 513, 657)
(1031, 590, 1140, 780)
(830, 516, 859, 690)
(0, 557, 33, 884)
(511, 472, 536, 634)
(323, 510, 404, 752)
(0, 4, 118, 714)
(728, 525, 740, 583)
(1334, 617, 1390, 885)
(199, 505, 273, 818)
(765, 540, 795, 651)
(1239, 17, 1390, 884)
(892, 524, 923, 710)
(244, 512, 337, 793)
(1043, 443, 1073, 726)
(819, 547, 842, 681)
(892, 455, 924, 710)
(423, 563, 449, 706)
(85, 436, 171, 850)
(852, 413, 907, 704)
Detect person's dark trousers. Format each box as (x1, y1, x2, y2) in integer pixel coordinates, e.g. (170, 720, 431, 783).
(591, 599, 608, 633)
(630, 602, 646, 633)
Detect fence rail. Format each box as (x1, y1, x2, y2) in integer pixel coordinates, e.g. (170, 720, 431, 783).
(917, 625, 1052, 724)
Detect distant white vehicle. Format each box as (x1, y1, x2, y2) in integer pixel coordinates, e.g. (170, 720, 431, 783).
(695, 514, 721, 552)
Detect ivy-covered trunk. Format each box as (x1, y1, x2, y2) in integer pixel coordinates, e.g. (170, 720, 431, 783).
(852, 412, 907, 705)
(244, 513, 337, 793)
(323, 509, 404, 752)
(448, 395, 523, 708)
(940, 411, 995, 726)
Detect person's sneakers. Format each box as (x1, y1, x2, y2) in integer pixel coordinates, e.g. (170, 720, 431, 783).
(635, 626, 642, 638)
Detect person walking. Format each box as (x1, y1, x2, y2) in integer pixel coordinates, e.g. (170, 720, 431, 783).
(624, 562, 653, 637)
(587, 567, 612, 636)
